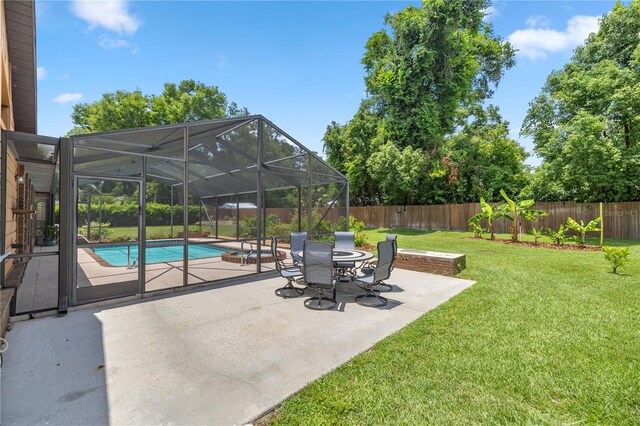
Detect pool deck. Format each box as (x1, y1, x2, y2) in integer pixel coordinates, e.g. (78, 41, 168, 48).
(13, 241, 275, 315)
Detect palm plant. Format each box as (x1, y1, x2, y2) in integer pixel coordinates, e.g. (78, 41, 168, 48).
(566, 216, 602, 246)
(500, 189, 548, 242)
(468, 197, 507, 240)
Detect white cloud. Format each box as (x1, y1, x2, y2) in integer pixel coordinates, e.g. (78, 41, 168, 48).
(53, 93, 83, 104)
(99, 36, 129, 49)
(508, 15, 600, 60)
(71, 0, 141, 35)
(483, 5, 498, 22)
(526, 15, 550, 28)
(98, 34, 139, 53)
(37, 66, 47, 80)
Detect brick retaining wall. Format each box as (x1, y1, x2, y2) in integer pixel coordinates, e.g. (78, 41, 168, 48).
(394, 249, 466, 277)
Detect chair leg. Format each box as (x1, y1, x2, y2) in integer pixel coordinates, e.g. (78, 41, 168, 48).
(303, 288, 337, 310)
(275, 279, 305, 298)
(355, 287, 388, 308)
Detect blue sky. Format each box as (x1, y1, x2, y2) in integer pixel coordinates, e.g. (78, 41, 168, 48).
(36, 1, 621, 166)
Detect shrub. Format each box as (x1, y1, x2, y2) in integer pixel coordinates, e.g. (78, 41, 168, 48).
(239, 214, 280, 238)
(147, 232, 172, 240)
(268, 223, 296, 239)
(111, 234, 136, 242)
(77, 222, 113, 241)
(349, 215, 370, 247)
(602, 246, 631, 274)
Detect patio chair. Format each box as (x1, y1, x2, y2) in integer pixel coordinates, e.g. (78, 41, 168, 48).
(354, 240, 395, 307)
(272, 237, 305, 298)
(334, 231, 356, 277)
(289, 231, 307, 267)
(361, 234, 397, 291)
(302, 240, 337, 310)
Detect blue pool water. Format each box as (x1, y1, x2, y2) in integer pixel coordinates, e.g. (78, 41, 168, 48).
(92, 243, 228, 267)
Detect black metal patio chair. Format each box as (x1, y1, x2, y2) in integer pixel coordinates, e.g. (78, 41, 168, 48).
(302, 240, 337, 310)
(361, 234, 397, 291)
(354, 239, 395, 307)
(272, 236, 305, 298)
(289, 231, 307, 268)
(334, 231, 356, 278)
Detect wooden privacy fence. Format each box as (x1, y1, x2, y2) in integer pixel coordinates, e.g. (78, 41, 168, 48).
(351, 202, 640, 241)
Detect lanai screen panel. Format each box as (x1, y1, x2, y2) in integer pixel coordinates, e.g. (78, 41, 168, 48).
(69, 116, 347, 295)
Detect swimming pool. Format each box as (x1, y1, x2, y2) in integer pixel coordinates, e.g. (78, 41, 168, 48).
(92, 243, 228, 267)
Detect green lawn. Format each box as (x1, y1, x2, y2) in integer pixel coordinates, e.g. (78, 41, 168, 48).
(271, 230, 640, 424)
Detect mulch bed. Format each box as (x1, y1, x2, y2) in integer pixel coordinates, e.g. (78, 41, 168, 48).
(490, 238, 602, 251)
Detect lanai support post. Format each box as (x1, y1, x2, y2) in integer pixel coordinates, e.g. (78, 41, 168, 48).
(58, 137, 72, 313)
(307, 154, 312, 236)
(297, 186, 301, 232)
(170, 186, 174, 238)
(182, 126, 189, 287)
(235, 193, 239, 239)
(256, 117, 263, 273)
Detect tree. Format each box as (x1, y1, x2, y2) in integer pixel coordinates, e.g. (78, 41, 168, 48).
(322, 100, 384, 205)
(444, 105, 530, 202)
(152, 80, 228, 125)
(522, 0, 640, 202)
(323, 0, 518, 205)
(362, 1, 515, 153)
(68, 79, 246, 135)
(69, 89, 153, 134)
(367, 142, 430, 205)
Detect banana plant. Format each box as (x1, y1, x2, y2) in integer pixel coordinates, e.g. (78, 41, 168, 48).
(468, 197, 507, 240)
(547, 225, 568, 245)
(527, 226, 545, 245)
(469, 222, 486, 238)
(500, 189, 548, 242)
(566, 216, 601, 246)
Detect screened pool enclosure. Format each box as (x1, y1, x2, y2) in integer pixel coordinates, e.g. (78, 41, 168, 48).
(1, 116, 348, 313)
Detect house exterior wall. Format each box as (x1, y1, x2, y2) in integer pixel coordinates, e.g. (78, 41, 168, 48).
(1, 0, 18, 279)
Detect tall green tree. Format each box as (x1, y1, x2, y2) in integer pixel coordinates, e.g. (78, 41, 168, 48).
(362, 0, 514, 153)
(444, 105, 530, 202)
(522, 0, 640, 202)
(68, 79, 247, 135)
(324, 0, 518, 205)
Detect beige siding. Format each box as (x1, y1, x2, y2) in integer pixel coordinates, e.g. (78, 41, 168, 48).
(3, 149, 17, 275)
(1, 0, 17, 277)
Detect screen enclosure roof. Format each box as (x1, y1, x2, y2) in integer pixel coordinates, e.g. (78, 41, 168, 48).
(70, 115, 347, 199)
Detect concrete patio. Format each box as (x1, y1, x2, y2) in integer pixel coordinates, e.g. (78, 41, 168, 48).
(1, 268, 474, 425)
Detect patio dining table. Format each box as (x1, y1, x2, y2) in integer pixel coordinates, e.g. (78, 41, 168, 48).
(296, 249, 374, 263)
(296, 249, 374, 283)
